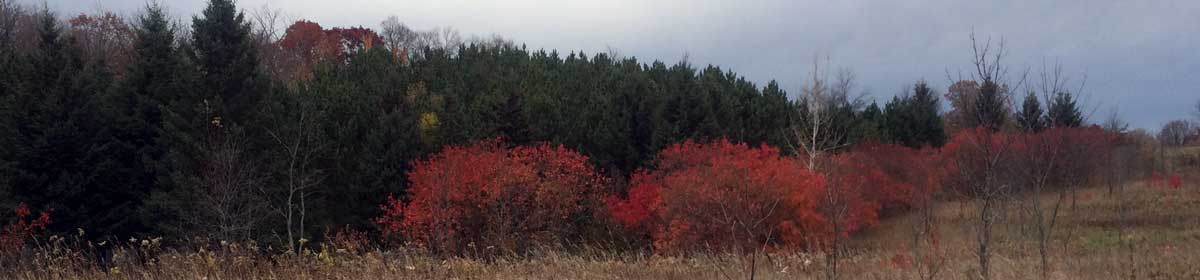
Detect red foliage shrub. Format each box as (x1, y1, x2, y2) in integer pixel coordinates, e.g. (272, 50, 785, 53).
(1042, 126, 1118, 189)
(1, 203, 51, 252)
(822, 153, 884, 236)
(815, 142, 943, 249)
(606, 139, 826, 252)
(375, 139, 608, 255)
(940, 128, 1020, 199)
(943, 126, 1118, 197)
(838, 142, 943, 214)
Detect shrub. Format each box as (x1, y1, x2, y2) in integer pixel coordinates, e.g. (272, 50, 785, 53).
(606, 139, 826, 252)
(837, 142, 942, 215)
(375, 139, 609, 255)
(1, 203, 51, 252)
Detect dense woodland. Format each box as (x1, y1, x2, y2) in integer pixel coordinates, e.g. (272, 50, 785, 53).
(2, 2, 1197, 278)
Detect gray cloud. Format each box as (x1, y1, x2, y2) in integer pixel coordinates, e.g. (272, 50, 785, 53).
(34, 0, 1200, 129)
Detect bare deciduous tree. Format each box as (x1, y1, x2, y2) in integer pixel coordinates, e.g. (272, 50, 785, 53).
(249, 5, 291, 83)
(790, 58, 860, 171)
(948, 131, 1016, 280)
(1193, 99, 1200, 123)
(1157, 120, 1195, 146)
(944, 33, 1024, 280)
(184, 126, 270, 242)
(264, 92, 327, 253)
(0, 0, 18, 49)
(787, 57, 866, 280)
(0, 0, 37, 53)
(380, 16, 416, 59)
(1016, 131, 1070, 280)
(378, 16, 465, 59)
(910, 193, 945, 280)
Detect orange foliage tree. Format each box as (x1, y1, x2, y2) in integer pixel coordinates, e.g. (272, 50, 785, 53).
(606, 139, 827, 252)
(277, 21, 384, 86)
(375, 139, 609, 255)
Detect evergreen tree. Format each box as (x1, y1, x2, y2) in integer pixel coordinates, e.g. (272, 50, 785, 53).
(972, 80, 1008, 131)
(851, 102, 887, 142)
(883, 81, 946, 148)
(192, 0, 262, 124)
(98, 4, 200, 237)
(493, 89, 531, 145)
(752, 80, 796, 153)
(1047, 91, 1082, 128)
(9, 9, 115, 235)
(0, 3, 31, 208)
(1016, 91, 1045, 132)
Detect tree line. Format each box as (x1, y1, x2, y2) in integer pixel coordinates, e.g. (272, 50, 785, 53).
(0, 0, 1155, 264)
(0, 0, 944, 242)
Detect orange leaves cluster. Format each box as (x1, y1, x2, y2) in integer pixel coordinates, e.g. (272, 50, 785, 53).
(280, 20, 343, 66)
(375, 139, 607, 255)
(607, 139, 827, 252)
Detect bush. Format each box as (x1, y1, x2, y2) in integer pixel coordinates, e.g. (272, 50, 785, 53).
(1, 203, 51, 253)
(606, 139, 826, 252)
(838, 142, 942, 214)
(375, 139, 609, 255)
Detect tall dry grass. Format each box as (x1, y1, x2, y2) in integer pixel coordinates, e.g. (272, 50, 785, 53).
(3, 181, 1198, 280)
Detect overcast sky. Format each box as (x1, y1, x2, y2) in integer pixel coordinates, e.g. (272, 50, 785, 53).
(31, 0, 1200, 130)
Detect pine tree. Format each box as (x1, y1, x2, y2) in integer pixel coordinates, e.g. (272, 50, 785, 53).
(851, 102, 888, 142)
(11, 9, 114, 235)
(96, 4, 200, 237)
(192, 0, 262, 124)
(1016, 91, 1045, 132)
(972, 80, 1008, 131)
(0, 2, 32, 207)
(754, 80, 796, 153)
(883, 80, 946, 148)
(909, 80, 945, 146)
(493, 90, 531, 145)
(1047, 91, 1082, 128)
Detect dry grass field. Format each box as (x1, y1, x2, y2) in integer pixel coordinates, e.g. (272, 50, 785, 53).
(4, 179, 1197, 280)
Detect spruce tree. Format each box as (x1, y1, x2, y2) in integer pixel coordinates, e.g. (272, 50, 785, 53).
(972, 80, 1008, 131)
(1016, 91, 1045, 132)
(192, 0, 262, 124)
(98, 4, 199, 237)
(852, 102, 888, 142)
(883, 80, 946, 148)
(1047, 91, 1082, 128)
(13, 9, 112, 235)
